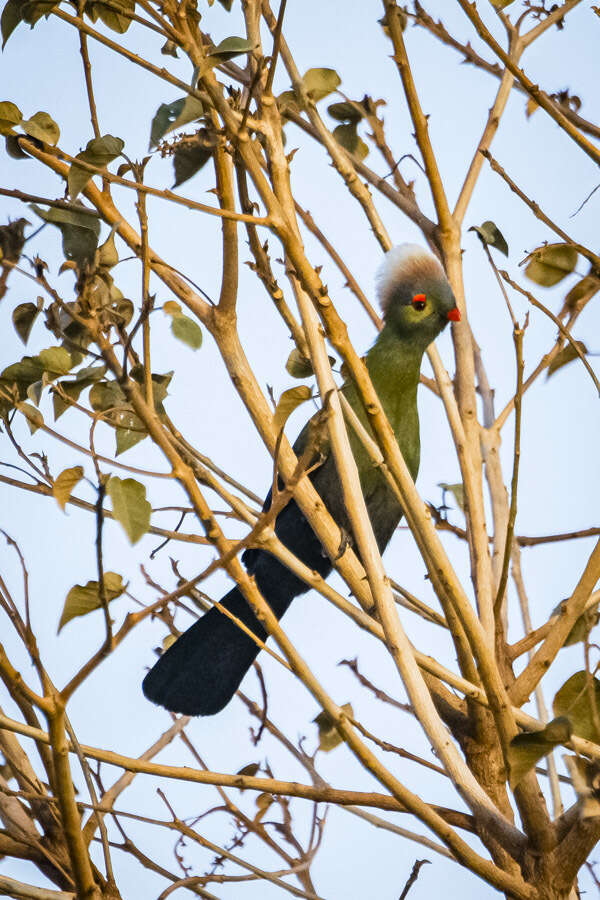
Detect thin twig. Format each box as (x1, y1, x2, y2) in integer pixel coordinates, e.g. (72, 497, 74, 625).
(494, 320, 526, 617)
(264, 0, 287, 95)
(499, 270, 600, 397)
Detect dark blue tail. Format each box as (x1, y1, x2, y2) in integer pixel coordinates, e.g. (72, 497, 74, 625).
(143, 479, 339, 715)
(142, 584, 276, 715)
(142, 502, 333, 715)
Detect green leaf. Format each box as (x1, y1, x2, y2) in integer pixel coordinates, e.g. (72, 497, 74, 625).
(17, 401, 44, 433)
(21, 111, 60, 145)
(129, 367, 172, 409)
(90, 379, 147, 451)
(313, 702, 353, 752)
(171, 313, 203, 349)
(89, 379, 127, 411)
(302, 67, 341, 102)
(115, 418, 147, 455)
(273, 385, 312, 432)
(1, 0, 23, 47)
(107, 476, 151, 544)
(53, 465, 85, 511)
(97, 231, 119, 268)
(27, 377, 46, 406)
(58, 571, 124, 632)
(207, 36, 255, 60)
(111, 296, 134, 327)
(68, 134, 125, 199)
(438, 482, 465, 512)
(111, 405, 147, 445)
(285, 348, 314, 379)
(5, 133, 29, 159)
(12, 301, 40, 344)
(21, 0, 59, 25)
(553, 671, 600, 744)
(507, 717, 571, 790)
(237, 762, 260, 778)
(285, 348, 335, 378)
(277, 90, 301, 117)
(53, 364, 107, 419)
(550, 598, 599, 646)
(327, 101, 363, 123)
(332, 123, 368, 160)
(524, 243, 578, 287)
(30, 203, 100, 269)
(172, 134, 213, 187)
(39, 346, 74, 377)
(469, 220, 509, 257)
(547, 341, 588, 379)
(87, 0, 134, 33)
(1, 355, 45, 389)
(0, 100, 22, 135)
(149, 96, 204, 148)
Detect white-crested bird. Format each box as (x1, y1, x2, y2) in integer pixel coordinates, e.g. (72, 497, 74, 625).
(143, 244, 460, 715)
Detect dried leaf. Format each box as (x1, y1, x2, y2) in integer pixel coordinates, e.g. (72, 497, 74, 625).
(21, 111, 60, 145)
(469, 220, 508, 257)
(526, 97, 538, 119)
(524, 243, 578, 287)
(58, 572, 124, 632)
(273, 385, 312, 432)
(313, 702, 353, 752)
(68, 134, 124, 199)
(564, 276, 600, 309)
(302, 67, 341, 102)
(12, 302, 40, 344)
(149, 96, 204, 148)
(207, 36, 255, 61)
(553, 672, 600, 744)
(547, 342, 588, 378)
(53, 465, 84, 511)
(0, 99, 22, 135)
(507, 717, 571, 790)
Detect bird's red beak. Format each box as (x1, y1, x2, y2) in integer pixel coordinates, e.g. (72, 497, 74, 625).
(447, 307, 461, 322)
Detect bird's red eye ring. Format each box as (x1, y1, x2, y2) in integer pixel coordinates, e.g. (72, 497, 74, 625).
(412, 293, 426, 311)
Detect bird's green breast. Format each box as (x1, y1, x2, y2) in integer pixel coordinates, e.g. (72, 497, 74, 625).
(343, 326, 423, 500)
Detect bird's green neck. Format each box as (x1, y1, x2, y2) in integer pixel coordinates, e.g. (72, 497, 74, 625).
(365, 324, 423, 425)
(343, 323, 424, 482)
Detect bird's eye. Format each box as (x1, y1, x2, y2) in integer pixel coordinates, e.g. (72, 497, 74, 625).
(412, 293, 426, 311)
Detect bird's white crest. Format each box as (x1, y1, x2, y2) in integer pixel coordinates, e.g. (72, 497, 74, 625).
(376, 244, 446, 313)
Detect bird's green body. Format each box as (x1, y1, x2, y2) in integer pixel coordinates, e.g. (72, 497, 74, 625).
(143, 245, 459, 716)
(349, 325, 423, 487)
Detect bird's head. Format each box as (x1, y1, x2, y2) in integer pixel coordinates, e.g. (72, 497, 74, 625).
(376, 244, 460, 346)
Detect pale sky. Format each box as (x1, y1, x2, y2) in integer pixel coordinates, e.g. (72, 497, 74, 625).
(1, 2, 600, 897)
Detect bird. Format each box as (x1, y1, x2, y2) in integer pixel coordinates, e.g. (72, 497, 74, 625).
(142, 244, 460, 716)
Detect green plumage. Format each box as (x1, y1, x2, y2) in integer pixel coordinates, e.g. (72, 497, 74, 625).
(143, 245, 459, 716)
